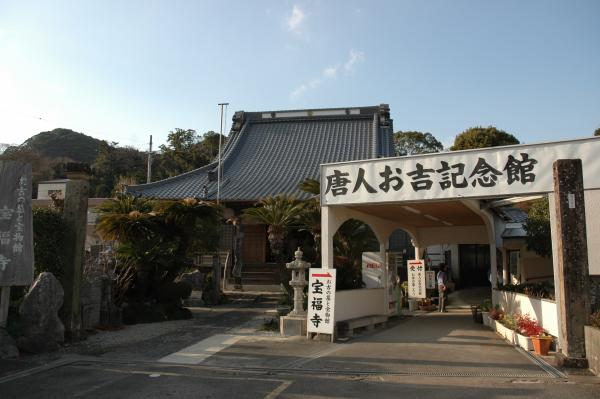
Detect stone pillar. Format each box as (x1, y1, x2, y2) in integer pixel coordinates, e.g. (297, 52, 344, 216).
(553, 159, 591, 365)
(280, 248, 310, 336)
(61, 179, 89, 340)
(502, 247, 509, 285)
(411, 239, 421, 260)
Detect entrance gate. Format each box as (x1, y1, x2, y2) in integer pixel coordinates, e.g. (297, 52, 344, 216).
(320, 137, 600, 364)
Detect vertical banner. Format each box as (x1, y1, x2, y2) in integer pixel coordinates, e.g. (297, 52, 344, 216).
(361, 252, 383, 288)
(307, 268, 336, 335)
(0, 161, 34, 286)
(407, 260, 426, 298)
(426, 270, 436, 290)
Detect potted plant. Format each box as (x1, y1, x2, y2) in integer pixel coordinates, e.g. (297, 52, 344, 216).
(419, 298, 436, 311)
(470, 305, 482, 323)
(497, 313, 517, 344)
(481, 300, 492, 326)
(488, 305, 504, 330)
(531, 333, 554, 356)
(515, 314, 543, 351)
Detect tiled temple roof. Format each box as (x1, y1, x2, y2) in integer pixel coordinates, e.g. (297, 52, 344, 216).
(127, 104, 394, 201)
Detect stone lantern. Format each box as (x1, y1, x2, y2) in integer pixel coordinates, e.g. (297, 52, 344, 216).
(280, 248, 310, 336)
(287, 248, 310, 316)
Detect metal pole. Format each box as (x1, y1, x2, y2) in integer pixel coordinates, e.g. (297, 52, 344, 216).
(217, 103, 229, 204)
(146, 135, 153, 184)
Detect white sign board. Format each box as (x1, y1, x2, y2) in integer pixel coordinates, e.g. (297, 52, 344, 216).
(407, 260, 426, 299)
(307, 268, 336, 335)
(321, 138, 600, 205)
(426, 270, 436, 290)
(362, 252, 383, 289)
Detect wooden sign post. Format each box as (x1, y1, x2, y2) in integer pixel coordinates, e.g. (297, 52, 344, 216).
(0, 161, 34, 327)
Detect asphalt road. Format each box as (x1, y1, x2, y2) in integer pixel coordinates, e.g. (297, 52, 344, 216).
(1, 357, 599, 399)
(1, 295, 599, 398)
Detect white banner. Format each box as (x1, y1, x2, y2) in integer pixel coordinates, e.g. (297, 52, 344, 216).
(321, 138, 600, 205)
(362, 252, 383, 289)
(307, 268, 336, 335)
(426, 270, 436, 290)
(407, 260, 426, 299)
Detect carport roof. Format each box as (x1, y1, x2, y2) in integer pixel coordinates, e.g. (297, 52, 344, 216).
(347, 200, 486, 228)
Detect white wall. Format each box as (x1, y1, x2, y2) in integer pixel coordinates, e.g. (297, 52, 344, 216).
(585, 189, 600, 275)
(334, 288, 386, 322)
(493, 289, 558, 337)
(37, 182, 67, 199)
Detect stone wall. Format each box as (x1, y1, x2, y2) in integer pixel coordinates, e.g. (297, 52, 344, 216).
(591, 276, 600, 313)
(585, 326, 600, 376)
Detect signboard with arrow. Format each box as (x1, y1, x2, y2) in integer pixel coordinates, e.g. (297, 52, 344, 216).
(307, 268, 336, 335)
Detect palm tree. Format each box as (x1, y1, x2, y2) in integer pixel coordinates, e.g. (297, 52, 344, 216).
(297, 178, 321, 265)
(154, 198, 222, 281)
(96, 194, 159, 300)
(243, 195, 303, 257)
(96, 194, 155, 243)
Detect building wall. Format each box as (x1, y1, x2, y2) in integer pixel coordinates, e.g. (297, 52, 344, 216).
(585, 189, 600, 276)
(37, 183, 67, 199)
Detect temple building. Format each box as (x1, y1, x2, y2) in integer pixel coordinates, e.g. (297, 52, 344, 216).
(127, 104, 395, 287)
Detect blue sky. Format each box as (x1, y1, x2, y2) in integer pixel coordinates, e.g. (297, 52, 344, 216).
(0, 0, 599, 150)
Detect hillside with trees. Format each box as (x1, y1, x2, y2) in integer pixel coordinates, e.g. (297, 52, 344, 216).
(0, 127, 226, 198)
(3, 128, 104, 164)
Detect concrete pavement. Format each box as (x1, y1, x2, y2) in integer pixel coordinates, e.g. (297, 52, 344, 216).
(1, 293, 599, 398)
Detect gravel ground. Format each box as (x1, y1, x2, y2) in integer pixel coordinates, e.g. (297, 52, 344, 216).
(16, 293, 282, 366)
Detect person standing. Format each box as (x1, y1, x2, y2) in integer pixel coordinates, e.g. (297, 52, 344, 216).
(437, 263, 448, 312)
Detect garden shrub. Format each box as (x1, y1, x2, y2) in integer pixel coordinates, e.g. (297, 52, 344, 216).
(500, 313, 517, 330)
(498, 281, 555, 300)
(489, 306, 504, 320)
(591, 311, 600, 329)
(32, 207, 69, 282)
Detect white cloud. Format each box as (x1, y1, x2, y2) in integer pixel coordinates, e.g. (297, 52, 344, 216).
(286, 5, 305, 34)
(344, 49, 365, 72)
(323, 65, 339, 79)
(290, 49, 366, 99)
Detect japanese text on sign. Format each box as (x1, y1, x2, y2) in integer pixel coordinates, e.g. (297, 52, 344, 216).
(325, 154, 536, 197)
(307, 268, 336, 334)
(321, 139, 600, 205)
(0, 161, 34, 286)
(407, 260, 426, 299)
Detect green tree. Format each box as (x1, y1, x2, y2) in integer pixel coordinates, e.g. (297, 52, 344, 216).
(91, 141, 146, 197)
(450, 126, 519, 151)
(243, 195, 303, 257)
(394, 131, 443, 156)
(297, 178, 322, 265)
(154, 129, 226, 180)
(523, 197, 552, 258)
(333, 219, 379, 290)
(97, 195, 221, 307)
(594, 127, 600, 137)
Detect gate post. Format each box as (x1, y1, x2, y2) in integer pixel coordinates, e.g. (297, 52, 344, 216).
(552, 159, 591, 366)
(61, 178, 89, 341)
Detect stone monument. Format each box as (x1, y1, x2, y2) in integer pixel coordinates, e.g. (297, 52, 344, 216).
(0, 161, 34, 358)
(280, 248, 310, 336)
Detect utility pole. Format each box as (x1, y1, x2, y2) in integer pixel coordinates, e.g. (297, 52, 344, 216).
(217, 103, 229, 204)
(146, 135, 153, 184)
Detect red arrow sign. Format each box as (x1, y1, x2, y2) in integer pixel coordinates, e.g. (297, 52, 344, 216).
(311, 272, 332, 278)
